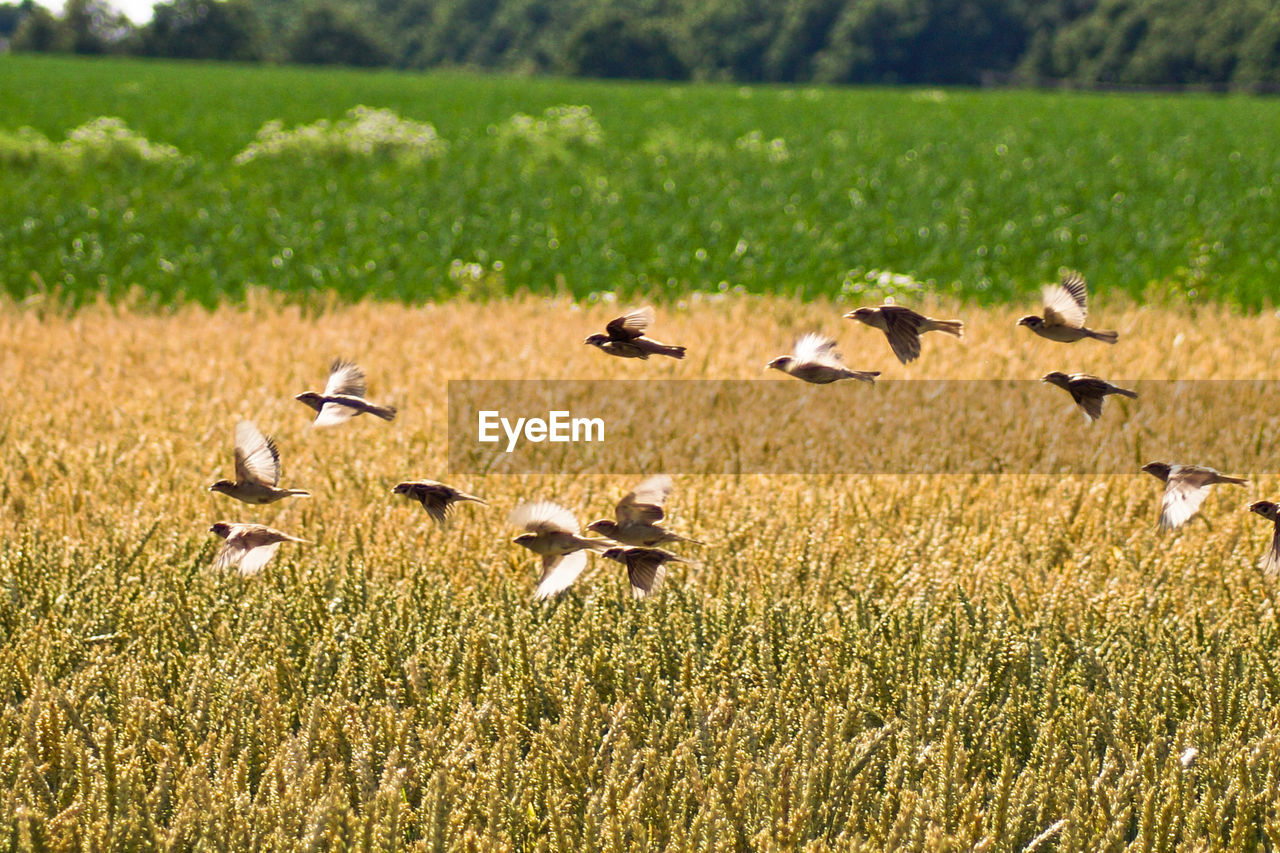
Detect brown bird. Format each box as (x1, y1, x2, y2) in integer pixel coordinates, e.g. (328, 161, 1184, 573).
(586, 474, 704, 547)
(1141, 462, 1248, 531)
(296, 359, 397, 427)
(766, 333, 880, 384)
(1017, 271, 1119, 344)
(510, 501, 611, 599)
(208, 521, 307, 576)
(1248, 500, 1280, 574)
(392, 480, 486, 526)
(600, 546, 685, 599)
(584, 307, 686, 360)
(1041, 372, 1137, 421)
(844, 305, 964, 364)
(209, 420, 311, 505)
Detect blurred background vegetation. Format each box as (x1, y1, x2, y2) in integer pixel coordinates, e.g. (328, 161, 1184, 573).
(2, 0, 1278, 90)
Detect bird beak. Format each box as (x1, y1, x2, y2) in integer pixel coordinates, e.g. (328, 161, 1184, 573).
(207, 485, 216, 491)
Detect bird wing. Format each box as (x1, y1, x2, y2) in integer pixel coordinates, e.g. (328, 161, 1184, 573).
(606, 307, 654, 340)
(625, 549, 672, 599)
(510, 501, 580, 535)
(1159, 475, 1213, 530)
(323, 359, 368, 398)
(234, 420, 282, 487)
(1041, 275, 1088, 328)
(414, 484, 454, 526)
(312, 401, 359, 428)
(238, 542, 283, 576)
(1263, 524, 1280, 575)
(616, 474, 673, 525)
(878, 306, 924, 364)
(212, 535, 248, 572)
(792, 333, 843, 368)
(535, 550, 589, 599)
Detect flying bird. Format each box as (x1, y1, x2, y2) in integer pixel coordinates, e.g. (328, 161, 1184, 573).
(208, 521, 307, 576)
(1248, 500, 1280, 574)
(1141, 462, 1248, 531)
(392, 480, 486, 526)
(587, 474, 704, 547)
(296, 359, 396, 427)
(600, 546, 685, 599)
(766, 333, 879, 384)
(1017, 271, 1119, 344)
(584, 307, 686, 360)
(510, 501, 611, 599)
(844, 305, 963, 364)
(1041, 372, 1137, 421)
(208, 420, 311, 505)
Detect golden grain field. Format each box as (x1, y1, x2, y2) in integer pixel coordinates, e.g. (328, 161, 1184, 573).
(2, 295, 1279, 850)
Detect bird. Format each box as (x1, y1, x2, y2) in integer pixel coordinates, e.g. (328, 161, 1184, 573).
(296, 359, 396, 427)
(391, 480, 486, 526)
(766, 333, 879, 384)
(208, 522, 307, 576)
(586, 474, 704, 547)
(208, 420, 311, 505)
(1040, 372, 1137, 421)
(600, 546, 685, 599)
(1248, 501, 1280, 574)
(1017, 271, 1119, 344)
(584, 306, 686, 360)
(509, 501, 611, 599)
(844, 305, 963, 364)
(1140, 462, 1248, 531)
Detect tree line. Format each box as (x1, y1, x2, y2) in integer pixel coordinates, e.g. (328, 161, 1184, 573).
(3, 0, 1278, 89)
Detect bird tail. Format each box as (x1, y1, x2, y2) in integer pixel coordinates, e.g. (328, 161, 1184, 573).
(928, 318, 964, 338)
(1087, 328, 1119, 344)
(852, 370, 880, 383)
(1217, 475, 1249, 486)
(1113, 387, 1139, 399)
(643, 340, 686, 359)
(459, 493, 487, 505)
(369, 404, 397, 421)
(287, 489, 312, 498)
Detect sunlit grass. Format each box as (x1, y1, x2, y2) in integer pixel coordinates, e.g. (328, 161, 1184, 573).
(2, 295, 1279, 848)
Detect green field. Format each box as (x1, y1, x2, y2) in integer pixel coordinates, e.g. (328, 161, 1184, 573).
(3, 54, 1280, 306)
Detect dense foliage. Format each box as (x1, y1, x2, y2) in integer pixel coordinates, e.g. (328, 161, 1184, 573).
(4, 0, 1280, 88)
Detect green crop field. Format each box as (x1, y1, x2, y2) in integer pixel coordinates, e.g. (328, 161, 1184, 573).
(2, 54, 1279, 307)
(4, 55, 1280, 851)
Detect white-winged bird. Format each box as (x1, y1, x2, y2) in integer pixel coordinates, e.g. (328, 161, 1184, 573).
(587, 474, 704, 547)
(1140, 462, 1248, 531)
(209, 420, 311, 505)
(296, 359, 397, 427)
(208, 521, 307, 576)
(844, 305, 963, 364)
(392, 480, 486, 526)
(600, 546, 685, 599)
(510, 501, 611, 599)
(1017, 271, 1119, 344)
(1041, 371, 1137, 421)
(584, 307, 686, 360)
(1248, 500, 1280, 574)
(766, 333, 879, 384)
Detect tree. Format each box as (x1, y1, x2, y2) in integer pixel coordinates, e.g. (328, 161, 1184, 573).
(142, 0, 262, 60)
(286, 3, 391, 66)
(564, 10, 689, 80)
(61, 0, 133, 53)
(10, 3, 61, 50)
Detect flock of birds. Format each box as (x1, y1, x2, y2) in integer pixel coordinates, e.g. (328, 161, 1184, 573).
(208, 272, 1280, 594)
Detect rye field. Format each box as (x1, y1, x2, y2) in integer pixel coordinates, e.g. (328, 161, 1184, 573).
(4, 55, 1280, 851)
